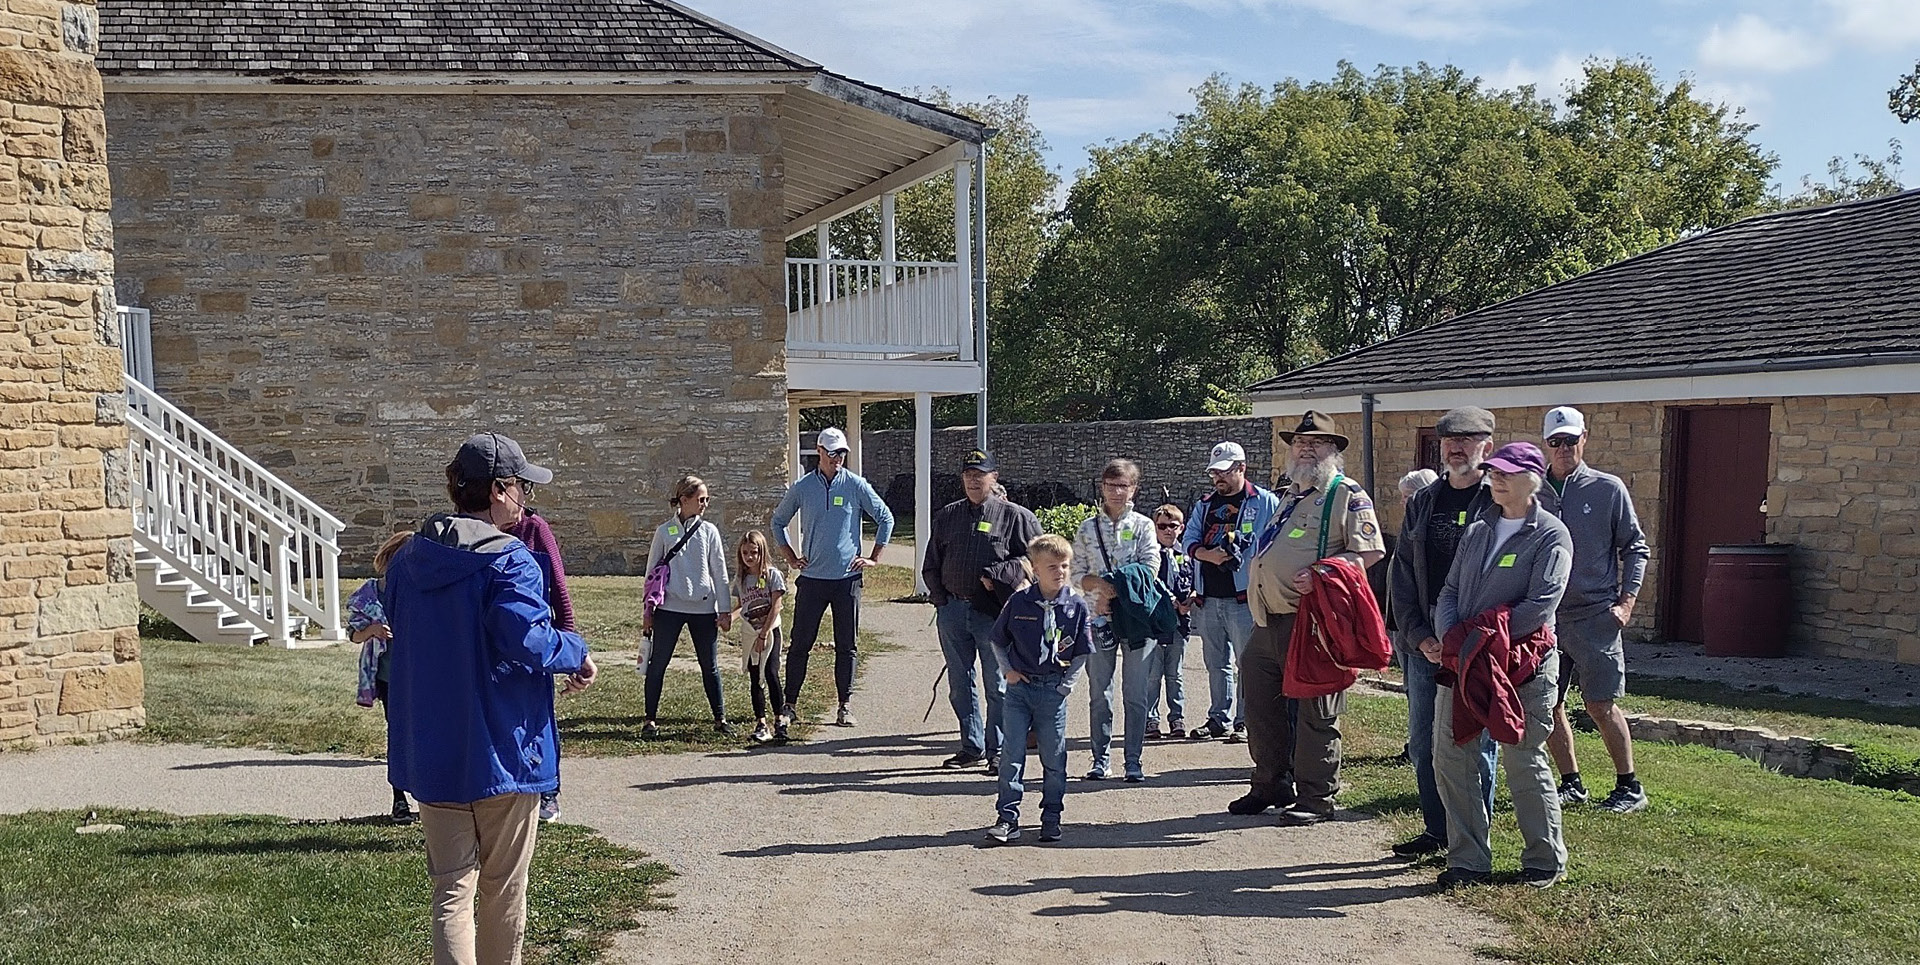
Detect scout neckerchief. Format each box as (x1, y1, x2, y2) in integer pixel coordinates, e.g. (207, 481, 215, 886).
(1255, 474, 1345, 558)
(1037, 586, 1069, 665)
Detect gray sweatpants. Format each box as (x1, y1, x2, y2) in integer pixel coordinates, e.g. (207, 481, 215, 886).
(1434, 650, 1566, 875)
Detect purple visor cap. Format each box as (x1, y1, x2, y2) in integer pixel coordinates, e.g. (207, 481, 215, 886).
(1479, 441, 1547, 477)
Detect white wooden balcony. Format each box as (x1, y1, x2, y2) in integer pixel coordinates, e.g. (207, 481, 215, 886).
(785, 258, 973, 360)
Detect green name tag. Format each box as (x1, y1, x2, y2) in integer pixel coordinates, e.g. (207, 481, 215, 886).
(1288, 528, 1307, 539)
(1240, 522, 1254, 533)
(976, 520, 992, 533)
(1498, 554, 1518, 568)
(1121, 528, 1135, 540)
(833, 496, 845, 506)
(1457, 511, 1467, 524)
(667, 525, 680, 536)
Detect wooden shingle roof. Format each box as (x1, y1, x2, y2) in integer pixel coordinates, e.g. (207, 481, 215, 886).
(1247, 189, 1920, 399)
(96, 0, 817, 74)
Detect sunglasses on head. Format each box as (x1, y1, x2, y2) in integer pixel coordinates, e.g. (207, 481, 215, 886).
(1546, 436, 1581, 448)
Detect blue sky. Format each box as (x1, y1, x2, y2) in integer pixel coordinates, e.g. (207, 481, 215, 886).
(696, 0, 1919, 195)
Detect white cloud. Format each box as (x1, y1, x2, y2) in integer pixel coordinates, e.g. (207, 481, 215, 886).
(1688, 79, 1773, 123)
(1171, 0, 1532, 41)
(1825, 0, 1920, 50)
(1697, 15, 1827, 73)
(1480, 51, 1604, 102)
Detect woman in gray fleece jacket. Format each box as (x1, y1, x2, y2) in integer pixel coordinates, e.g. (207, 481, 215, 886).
(641, 475, 735, 736)
(1425, 442, 1573, 890)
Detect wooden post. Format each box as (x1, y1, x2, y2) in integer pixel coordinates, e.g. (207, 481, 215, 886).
(816, 221, 832, 303)
(952, 160, 973, 362)
(846, 400, 863, 475)
(914, 391, 933, 595)
(787, 401, 804, 549)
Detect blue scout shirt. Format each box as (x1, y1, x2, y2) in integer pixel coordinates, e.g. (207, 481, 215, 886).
(771, 467, 895, 581)
(990, 583, 1096, 681)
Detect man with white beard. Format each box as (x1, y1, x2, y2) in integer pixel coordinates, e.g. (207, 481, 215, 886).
(1385, 407, 1501, 857)
(1237, 411, 1387, 826)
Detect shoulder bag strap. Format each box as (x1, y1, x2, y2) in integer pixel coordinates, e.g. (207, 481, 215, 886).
(658, 518, 703, 568)
(1317, 475, 1345, 560)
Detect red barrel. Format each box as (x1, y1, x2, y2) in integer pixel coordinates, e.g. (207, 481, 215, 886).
(1702, 544, 1793, 657)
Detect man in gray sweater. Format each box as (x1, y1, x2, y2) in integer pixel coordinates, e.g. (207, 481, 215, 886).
(1539, 406, 1653, 814)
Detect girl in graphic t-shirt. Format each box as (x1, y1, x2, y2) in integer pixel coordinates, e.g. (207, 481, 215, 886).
(732, 530, 790, 743)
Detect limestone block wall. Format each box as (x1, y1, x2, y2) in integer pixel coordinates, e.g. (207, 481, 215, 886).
(106, 90, 790, 573)
(853, 415, 1275, 517)
(0, 0, 142, 747)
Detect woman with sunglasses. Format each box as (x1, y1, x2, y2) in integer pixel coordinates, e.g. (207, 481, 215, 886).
(640, 475, 734, 737)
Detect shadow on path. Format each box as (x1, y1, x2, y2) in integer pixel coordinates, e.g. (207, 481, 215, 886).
(975, 858, 1435, 919)
(170, 758, 383, 771)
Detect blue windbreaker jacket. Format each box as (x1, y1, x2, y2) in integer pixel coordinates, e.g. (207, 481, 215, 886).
(382, 514, 588, 804)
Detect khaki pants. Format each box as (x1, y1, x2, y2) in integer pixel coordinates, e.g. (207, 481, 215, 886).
(1434, 650, 1566, 875)
(1244, 613, 1344, 811)
(420, 792, 541, 965)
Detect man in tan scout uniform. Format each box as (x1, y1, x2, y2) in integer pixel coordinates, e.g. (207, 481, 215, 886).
(1236, 410, 1386, 826)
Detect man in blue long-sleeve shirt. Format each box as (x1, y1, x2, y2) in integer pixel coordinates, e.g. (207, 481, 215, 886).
(771, 426, 895, 727)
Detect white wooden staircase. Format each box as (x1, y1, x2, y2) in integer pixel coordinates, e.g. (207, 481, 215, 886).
(123, 347, 346, 647)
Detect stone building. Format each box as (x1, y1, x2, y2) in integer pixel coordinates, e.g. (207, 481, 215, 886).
(1247, 190, 1920, 664)
(1, 0, 143, 745)
(98, 1, 989, 589)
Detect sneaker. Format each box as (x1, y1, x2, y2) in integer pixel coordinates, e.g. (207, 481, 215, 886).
(986, 820, 1021, 843)
(1124, 769, 1146, 783)
(714, 719, 736, 736)
(781, 704, 799, 725)
(640, 720, 659, 738)
(1390, 742, 1413, 767)
(983, 754, 1000, 776)
(1391, 832, 1445, 857)
(752, 722, 773, 743)
(1037, 824, 1062, 843)
(1167, 719, 1187, 739)
(1557, 778, 1590, 807)
(1597, 784, 1649, 814)
(1191, 719, 1228, 741)
(943, 751, 986, 769)
(1227, 793, 1278, 816)
(835, 704, 856, 727)
(391, 799, 417, 825)
(1085, 765, 1113, 780)
(1145, 723, 1163, 741)
(1276, 805, 1332, 827)
(773, 721, 791, 742)
(1521, 867, 1565, 889)
(1224, 725, 1247, 745)
(538, 792, 560, 823)
(1437, 867, 1492, 889)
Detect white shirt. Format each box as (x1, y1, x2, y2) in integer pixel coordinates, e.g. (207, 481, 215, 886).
(1484, 515, 1527, 570)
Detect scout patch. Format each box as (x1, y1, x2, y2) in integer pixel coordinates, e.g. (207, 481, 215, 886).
(667, 525, 680, 536)
(1346, 487, 1373, 512)
(1360, 520, 1377, 539)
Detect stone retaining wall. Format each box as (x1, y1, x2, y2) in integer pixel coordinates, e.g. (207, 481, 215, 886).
(0, 0, 143, 747)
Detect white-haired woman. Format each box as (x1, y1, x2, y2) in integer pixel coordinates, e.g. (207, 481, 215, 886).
(1397, 468, 1439, 504)
(1426, 442, 1573, 889)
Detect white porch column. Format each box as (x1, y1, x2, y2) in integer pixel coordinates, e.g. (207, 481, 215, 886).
(845, 400, 863, 475)
(952, 159, 974, 361)
(787, 400, 804, 549)
(815, 221, 832, 303)
(914, 391, 933, 595)
(881, 193, 897, 286)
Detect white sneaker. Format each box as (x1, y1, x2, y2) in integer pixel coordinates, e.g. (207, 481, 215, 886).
(986, 820, 1021, 843)
(836, 703, 856, 727)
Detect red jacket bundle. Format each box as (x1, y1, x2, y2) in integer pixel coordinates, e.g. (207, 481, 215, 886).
(1283, 557, 1392, 698)
(1440, 605, 1556, 745)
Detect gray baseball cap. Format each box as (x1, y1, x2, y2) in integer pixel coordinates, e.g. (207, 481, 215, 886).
(1436, 406, 1496, 437)
(454, 432, 553, 485)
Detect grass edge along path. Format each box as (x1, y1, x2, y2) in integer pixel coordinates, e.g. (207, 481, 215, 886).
(0, 809, 670, 965)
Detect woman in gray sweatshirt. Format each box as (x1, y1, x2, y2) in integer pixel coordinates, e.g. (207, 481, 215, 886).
(1426, 442, 1573, 890)
(641, 475, 735, 736)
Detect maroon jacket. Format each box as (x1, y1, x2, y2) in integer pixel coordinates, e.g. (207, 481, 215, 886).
(1283, 557, 1392, 699)
(1440, 605, 1554, 745)
(508, 511, 576, 632)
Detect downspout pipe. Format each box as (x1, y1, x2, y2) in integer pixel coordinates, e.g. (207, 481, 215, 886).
(974, 140, 990, 451)
(1360, 392, 1377, 498)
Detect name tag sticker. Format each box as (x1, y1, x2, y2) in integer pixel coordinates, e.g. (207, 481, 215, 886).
(976, 520, 992, 533)
(1288, 528, 1308, 539)
(667, 525, 680, 536)
(1457, 511, 1467, 524)
(1121, 528, 1135, 540)
(833, 496, 845, 506)
(1240, 522, 1254, 534)
(1498, 554, 1518, 568)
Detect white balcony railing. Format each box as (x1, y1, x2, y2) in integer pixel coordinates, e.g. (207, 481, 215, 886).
(785, 258, 972, 359)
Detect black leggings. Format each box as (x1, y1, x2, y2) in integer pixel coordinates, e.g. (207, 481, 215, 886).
(645, 609, 725, 721)
(749, 628, 787, 720)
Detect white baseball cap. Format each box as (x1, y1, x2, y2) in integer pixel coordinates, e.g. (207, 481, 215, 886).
(1543, 406, 1586, 439)
(1207, 441, 1246, 471)
(815, 427, 849, 453)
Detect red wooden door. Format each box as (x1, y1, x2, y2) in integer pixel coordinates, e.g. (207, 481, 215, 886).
(1663, 405, 1772, 642)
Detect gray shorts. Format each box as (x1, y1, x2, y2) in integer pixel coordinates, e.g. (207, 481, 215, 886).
(1555, 609, 1627, 703)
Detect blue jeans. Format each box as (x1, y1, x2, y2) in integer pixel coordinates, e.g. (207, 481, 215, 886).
(935, 600, 1003, 758)
(997, 674, 1069, 826)
(1087, 631, 1156, 776)
(1194, 598, 1254, 729)
(1145, 634, 1188, 729)
(1405, 648, 1496, 841)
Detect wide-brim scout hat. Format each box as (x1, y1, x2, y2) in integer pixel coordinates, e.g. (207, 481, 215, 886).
(1278, 410, 1350, 452)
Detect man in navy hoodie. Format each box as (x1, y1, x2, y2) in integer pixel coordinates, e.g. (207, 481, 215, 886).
(383, 432, 595, 965)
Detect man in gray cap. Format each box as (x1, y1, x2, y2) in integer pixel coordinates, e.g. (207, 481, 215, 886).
(1385, 407, 1500, 856)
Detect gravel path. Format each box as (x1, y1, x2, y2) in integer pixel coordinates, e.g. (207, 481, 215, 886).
(0, 596, 1498, 965)
(1629, 641, 1920, 707)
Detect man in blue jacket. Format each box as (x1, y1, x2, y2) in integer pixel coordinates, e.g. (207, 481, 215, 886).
(384, 431, 595, 965)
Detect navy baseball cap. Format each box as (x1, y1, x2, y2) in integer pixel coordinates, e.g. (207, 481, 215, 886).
(454, 432, 553, 485)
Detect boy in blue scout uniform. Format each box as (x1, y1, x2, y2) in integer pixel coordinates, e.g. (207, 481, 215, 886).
(986, 534, 1095, 844)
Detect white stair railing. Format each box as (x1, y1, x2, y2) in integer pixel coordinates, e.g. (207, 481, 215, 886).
(125, 375, 346, 642)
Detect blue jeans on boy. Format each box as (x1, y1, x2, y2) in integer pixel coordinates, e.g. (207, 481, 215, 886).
(1145, 633, 1188, 730)
(1404, 648, 1496, 841)
(1194, 598, 1254, 730)
(935, 600, 1003, 759)
(1087, 628, 1156, 777)
(996, 673, 1069, 827)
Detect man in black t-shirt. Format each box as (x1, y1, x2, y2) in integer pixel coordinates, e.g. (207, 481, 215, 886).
(1385, 406, 1501, 858)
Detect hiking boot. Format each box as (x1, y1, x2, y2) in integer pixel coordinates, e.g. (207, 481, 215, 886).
(944, 751, 986, 769)
(640, 720, 659, 739)
(1437, 867, 1492, 889)
(986, 820, 1021, 843)
(1227, 793, 1278, 816)
(1522, 867, 1565, 889)
(1276, 805, 1332, 827)
(1556, 778, 1589, 806)
(391, 799, 417, 825)
(835, 703, 856, 727)
(538, 792, 561, 823)
(1038, 823, 1062, 843)
(1391, 832, 1445, 858)
(1597, 784, 1649, 814)
(1224, 724, 1247, 744)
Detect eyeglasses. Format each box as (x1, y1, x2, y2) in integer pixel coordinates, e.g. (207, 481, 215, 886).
(1290, 438, 1336, 451)
(1101, 481, 1136, 491)
(1546, 437, 1581, 449)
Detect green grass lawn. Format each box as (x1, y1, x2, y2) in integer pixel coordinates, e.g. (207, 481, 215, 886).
(141, 569, 918, 759)
(0, 809, 668, 965)
(1334, 692, 1920, 965)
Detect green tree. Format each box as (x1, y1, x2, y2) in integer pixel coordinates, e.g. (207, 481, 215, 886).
(1770, 140, 1906, 210)
(1892, 64, 1920, 124)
